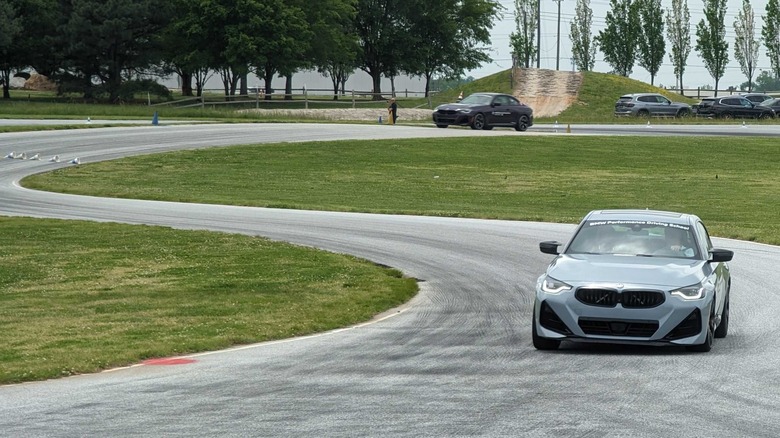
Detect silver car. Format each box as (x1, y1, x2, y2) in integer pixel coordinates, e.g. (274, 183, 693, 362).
(614, 93, 692, 118)
(533, 209, 733, 352)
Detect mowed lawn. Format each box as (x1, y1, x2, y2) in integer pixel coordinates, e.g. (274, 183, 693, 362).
(24, 135, 780, 244)
(4, 134, 779, 384)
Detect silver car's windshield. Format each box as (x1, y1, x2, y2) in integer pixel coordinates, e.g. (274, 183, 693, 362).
(566, 220, 699, 259)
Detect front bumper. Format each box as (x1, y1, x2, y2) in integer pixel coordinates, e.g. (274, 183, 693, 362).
(432, 111, 473, 126)
(533, 287, 712, 347)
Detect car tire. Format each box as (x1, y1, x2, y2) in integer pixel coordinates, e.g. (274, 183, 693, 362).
(721, 112, 733, 119)
(687, 315, 714, 352)
(759, 112, 772, 120)
(515, 115, 529, 131)
(532, 314, 561, 350)
(472, 113, 487, 130)
(676, 109, 691, 118)
(714, 290, 730, 339)
(636, 109, 650, 118)
(436, 124, 449, 128)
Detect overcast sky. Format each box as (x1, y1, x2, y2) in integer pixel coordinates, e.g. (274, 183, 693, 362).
(471, 0, 773, 90)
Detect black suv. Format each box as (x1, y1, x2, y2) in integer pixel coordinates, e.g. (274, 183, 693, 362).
(693, 96, 775, 119)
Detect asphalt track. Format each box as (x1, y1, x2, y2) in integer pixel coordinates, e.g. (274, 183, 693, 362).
(1, 122, 780, 437)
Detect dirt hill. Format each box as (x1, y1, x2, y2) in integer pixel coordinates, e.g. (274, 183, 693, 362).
(512, 68, 583, 118)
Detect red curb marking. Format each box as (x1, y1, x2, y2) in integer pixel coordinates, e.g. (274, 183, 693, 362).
(142, 358, 196, 365)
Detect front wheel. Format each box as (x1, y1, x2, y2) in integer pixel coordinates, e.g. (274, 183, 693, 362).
(714, 291, 730, 338)
(636, 109, 650, 118)
(687, 315, 714, 352)
(515, 115, 529, 131)
(472, 113, 488, 130)
(676, 109, 691, 118)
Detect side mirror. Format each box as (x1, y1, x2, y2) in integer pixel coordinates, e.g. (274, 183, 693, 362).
(709, 248, 734, 263)
(540, 241, 562, 255)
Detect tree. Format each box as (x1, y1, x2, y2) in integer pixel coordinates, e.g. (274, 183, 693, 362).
(666, 0, 691, 92)
(762, 0, 780, 79)
(596, 0, 640, 77)
(696, 0, 729, 95)
(747, 69, 780, 89)
(0, 0, 23, 99)
(569, 0, 597, 71)
(636, 0, 665, 85)
(309, 0, 359, 99)
(60, 0, 173, 101)
(734, 0, 759, 91)
(510, 0, 538, 68)
(404, 0, 501, 97)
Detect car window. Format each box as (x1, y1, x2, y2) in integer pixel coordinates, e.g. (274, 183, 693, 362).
(618, 96, 633, 102)
(738, 98, 752, 107)
(507, 96, 521, 106)
(460, 94, 492, 105)
(695, 221, 714, 252)
(658, 96, 671, 104)
(493, 96, 509, 106)
(638, 96, 654, 103)
(567, 220, 699, 258)
(722, 98, 739, 106)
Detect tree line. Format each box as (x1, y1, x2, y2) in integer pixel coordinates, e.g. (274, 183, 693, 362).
(510, 0, 780, 94)
(0, 0, 503, 101)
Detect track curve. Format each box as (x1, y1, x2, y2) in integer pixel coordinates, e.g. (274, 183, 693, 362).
(1, 123, 780, 437)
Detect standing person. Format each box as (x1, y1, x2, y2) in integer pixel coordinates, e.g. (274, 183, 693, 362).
(388, 98, 398, 124)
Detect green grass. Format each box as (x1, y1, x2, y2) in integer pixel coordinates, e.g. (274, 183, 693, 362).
(4, 70, 779, 384)
(0, 218, 417, 384)
(23, 136, 780, 244)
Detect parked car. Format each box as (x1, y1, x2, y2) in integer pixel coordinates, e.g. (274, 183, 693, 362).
(432, 92, 533, 131)
(740, 93, 773, 104)
(533, 209, 733, 352)
(759, 97, 780, 112)
(613, 93, 692, 118)
(693, 96, 775, 119)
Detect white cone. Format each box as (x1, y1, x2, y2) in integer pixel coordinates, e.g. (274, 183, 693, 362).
(30, 153, 40, 160)
(5, 152, 14, 159)
(18, 152, 27, 160)
(50, 155, 60, 162)
(70, 157, 80, 165)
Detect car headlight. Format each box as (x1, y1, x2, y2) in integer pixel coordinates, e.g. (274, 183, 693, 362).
(456, 108, 472, 113)
(670, 281, 711, 300)
(538, 276, 572, 294)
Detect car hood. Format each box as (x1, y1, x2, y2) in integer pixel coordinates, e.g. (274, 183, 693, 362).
(545, 254, 705, 288)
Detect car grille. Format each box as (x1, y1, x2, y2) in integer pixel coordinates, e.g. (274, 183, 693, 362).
(575, 288, 665, 308)
(578, 318, 659, 337)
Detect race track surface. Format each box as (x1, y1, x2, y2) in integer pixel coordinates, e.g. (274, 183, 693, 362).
(1, 124, 779, 437)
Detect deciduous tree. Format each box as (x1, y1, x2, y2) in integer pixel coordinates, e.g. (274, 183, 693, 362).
(666, 0, 691, 92)
(696, 0, 729, 95)
(636, 0, 665, 85)
(510, 0, 538, 68)
(596, 0, 640, 76)
(569, 0, 597, 71)
(762, 0, 780, 78)
(734, 0, 759, 91)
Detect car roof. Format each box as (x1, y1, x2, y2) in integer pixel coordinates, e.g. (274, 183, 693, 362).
(620, 93, 662, 98)
(469, 92, 505, 97)
(581, 209, 698, 226)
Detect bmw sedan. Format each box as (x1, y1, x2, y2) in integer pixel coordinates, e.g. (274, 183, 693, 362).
(533, 209, 733, 352)
(432, 92, 533, 131)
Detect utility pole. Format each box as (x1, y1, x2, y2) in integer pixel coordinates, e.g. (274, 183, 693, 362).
(536, 0, 541, 68)
(553, 0, 563, 70)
